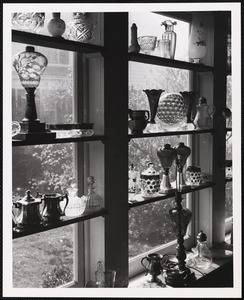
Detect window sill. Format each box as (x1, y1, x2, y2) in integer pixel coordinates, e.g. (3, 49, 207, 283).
(128, 244, 233, 288)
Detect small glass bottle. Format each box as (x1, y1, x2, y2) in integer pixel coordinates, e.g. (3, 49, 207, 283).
(85, 176, 103, 212)
(192, 230, 212, 270)
(128, 164, 139, 193)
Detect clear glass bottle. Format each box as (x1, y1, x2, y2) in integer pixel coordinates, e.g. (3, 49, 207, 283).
(192, 230, 212, 270)
(128, 164, 139, 193)
(85, 176, 103, 212)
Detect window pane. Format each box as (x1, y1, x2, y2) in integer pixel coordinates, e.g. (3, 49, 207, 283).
(129, 198, 187, 258)
(128, 135, 188, 259)
(128, 13, 190, 260)
(12, 44, 75, 287)
(129, 12, 189, 61)
(13, 226, 73, 288)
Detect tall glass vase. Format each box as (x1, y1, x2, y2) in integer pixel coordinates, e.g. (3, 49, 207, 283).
(143, 89, 164, 124)
(179, 91, 197, 130)
(161, 20, 177, 59)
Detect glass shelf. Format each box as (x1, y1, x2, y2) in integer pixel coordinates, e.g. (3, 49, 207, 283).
(128, 182, 215, 208)
(12, 30, 105, 55)
(128, 128, 214, 140)
(12, 135, 106, 146)
(128, 52, 214, 72)
(13, 208, 108, 239)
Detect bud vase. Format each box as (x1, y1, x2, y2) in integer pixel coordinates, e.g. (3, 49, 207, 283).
(143, 89, 164, 124)
(47, 13, 66, 38)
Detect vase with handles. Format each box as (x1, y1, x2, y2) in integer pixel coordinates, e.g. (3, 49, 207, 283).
(141, 253, 166, 283)
(128, 109, 149, 135)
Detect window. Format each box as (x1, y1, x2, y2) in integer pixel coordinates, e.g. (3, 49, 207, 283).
(3, 5, 241, 297)
(12, 44, 75, 287)
(128, 13, 194, 276)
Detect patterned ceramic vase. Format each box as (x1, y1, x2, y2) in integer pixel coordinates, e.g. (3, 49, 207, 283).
(157, 93, 187, 131)
(66, 12, 94, 43)
(140, 163, 161, 196)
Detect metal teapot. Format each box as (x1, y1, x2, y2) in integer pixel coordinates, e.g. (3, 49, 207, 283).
(141, 253, 167, 283)
(39, 192, 69, 222)
(193, 96, 216, 129)
(12, 190, 44, 231)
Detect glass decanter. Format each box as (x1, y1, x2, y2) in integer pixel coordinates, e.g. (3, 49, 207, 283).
(65, 184, 86, 217)
(85, 176, 103, 212)
(191, 230, 212, 270)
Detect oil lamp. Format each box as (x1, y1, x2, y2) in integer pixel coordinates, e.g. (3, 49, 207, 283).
(12, 46, 56, 141)
(157, 144, 177, 194)
(174, 142, 191, 190)
(166, 186, 196, 286)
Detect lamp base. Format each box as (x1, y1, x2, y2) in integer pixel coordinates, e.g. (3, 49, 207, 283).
(13, 121, 56, 141)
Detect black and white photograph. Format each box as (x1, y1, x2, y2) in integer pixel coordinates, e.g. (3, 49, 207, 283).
(2, 1, 242, 298)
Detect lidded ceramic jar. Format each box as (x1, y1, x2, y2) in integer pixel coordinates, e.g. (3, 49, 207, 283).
(157, 93, 187, 131)
(140, 163, 161, 196)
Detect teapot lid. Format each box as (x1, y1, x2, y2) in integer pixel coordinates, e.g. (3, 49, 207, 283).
(141, 162, 159, 176)
(18, 190, 41, 205)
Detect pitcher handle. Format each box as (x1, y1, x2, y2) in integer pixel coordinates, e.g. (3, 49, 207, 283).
(141, 257, 150, 275)
(60, 193, 69, 216)
(145, 110, 150, 121)
(208, 104, 216, 116)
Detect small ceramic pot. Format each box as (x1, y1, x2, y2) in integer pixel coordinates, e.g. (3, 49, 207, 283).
(186, 166, 202, 185)
(47, 13, 66, 38)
